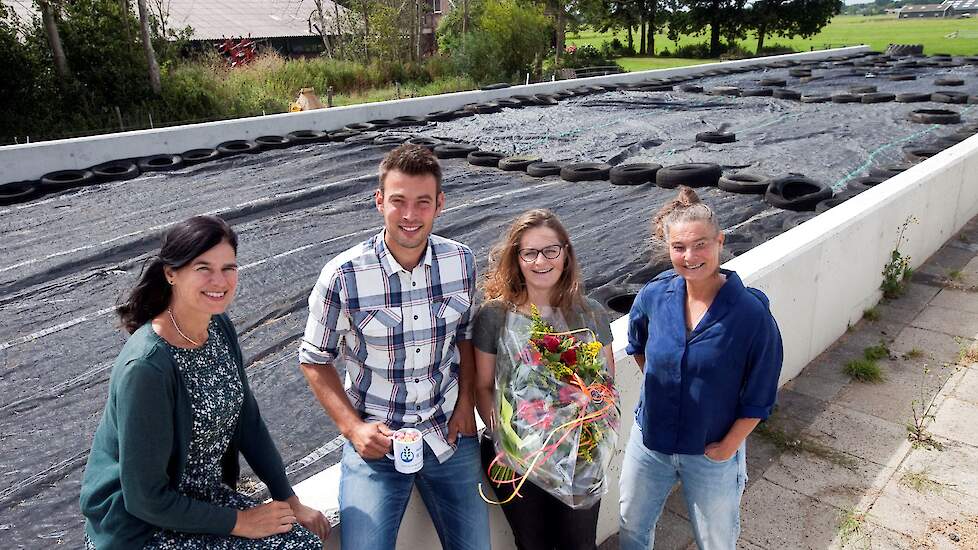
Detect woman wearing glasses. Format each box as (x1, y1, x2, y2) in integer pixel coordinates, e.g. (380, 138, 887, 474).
(471, 209, 615, 550)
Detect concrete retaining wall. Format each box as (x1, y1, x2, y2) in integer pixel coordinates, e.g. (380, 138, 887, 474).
(0, 46, 869, 184)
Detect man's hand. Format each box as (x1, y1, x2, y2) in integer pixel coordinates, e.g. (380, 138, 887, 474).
(347, 420, 394, 459)
(286, 496, 331, 542)
(447, 397, 477, 444)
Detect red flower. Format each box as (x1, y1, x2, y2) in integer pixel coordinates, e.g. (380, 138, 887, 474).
(542, 335, 561, 353)
(559, 385, 589, 407)
(520, 346, 544, 366)
(517, 400, 554, 429)
(560, 347, 577, 366)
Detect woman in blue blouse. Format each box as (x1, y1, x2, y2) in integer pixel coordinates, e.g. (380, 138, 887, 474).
(618, 187, 783, 550)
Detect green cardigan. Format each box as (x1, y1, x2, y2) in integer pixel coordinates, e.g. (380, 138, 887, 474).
(79, 314, 294, 550)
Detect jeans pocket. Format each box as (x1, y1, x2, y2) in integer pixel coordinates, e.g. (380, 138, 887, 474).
(703, 452, 735, 464)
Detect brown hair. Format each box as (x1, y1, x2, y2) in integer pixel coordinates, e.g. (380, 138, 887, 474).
(481, 209, 584, 312)
(117, 216, 237, 334)
(378, 144, 443, 194)
(652, 186, 720, 242)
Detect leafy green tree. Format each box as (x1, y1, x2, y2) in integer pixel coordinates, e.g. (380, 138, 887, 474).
(675, 0, 748, 57)
(56, 0, 152, 105)
(749, 0, 842, 52)
(439, 0, 550, 83)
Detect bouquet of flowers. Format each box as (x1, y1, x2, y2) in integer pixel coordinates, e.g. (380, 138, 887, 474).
(480, 305, 619, 509)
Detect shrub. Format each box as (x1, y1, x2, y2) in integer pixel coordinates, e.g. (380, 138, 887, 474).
(663, 41, 755, 59)
(757, 43, 797, 56)
(843, 358, 885, 383)
(600, 38, 634, 58)
(558, 43, 614, 69)
(438, 0, 550, 83)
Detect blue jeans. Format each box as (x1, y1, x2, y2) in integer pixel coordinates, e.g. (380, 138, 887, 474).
(618, 424, 747, 550)
(339, 434, 490, 550)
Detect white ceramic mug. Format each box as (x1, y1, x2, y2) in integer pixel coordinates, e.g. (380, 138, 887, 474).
(387, 428, 424, 474)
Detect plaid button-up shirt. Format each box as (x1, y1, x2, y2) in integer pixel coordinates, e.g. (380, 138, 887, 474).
(300, 230, 476, 463)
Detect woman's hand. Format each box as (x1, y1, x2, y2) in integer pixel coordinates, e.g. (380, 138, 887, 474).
(704, 441, 737, 462)
(288, 496, 331, 541)
(231, 501, 295, 539)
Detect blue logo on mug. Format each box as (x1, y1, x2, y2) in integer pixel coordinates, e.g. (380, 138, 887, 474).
(400, 448, 415, 463)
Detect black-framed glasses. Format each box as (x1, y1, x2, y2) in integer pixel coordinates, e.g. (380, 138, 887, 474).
(518, 244, 565, 263)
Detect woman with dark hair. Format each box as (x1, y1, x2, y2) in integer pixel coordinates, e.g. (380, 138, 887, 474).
(618, 187, 783, 550)
(80, 215, 329, 549)
(471, 209, 615, 550)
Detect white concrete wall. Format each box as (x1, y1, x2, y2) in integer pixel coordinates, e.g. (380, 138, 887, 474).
(0, 46, 868, 184)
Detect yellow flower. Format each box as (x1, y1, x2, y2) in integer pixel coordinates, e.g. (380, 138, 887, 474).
(581, 341, 603, 360)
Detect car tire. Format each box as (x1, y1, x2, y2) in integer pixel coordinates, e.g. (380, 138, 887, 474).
(0, 180, 42, 205)
(434, 143, 479, 159)
(718, 173, 769, 194)
(909, 108, 961, 124)
(559, 162, 612, 182)
(764, 175, 832, 211)
(498, 155, 543, 172)
(656, 163, 723, 188)
(467, 151, 506, 167)
(137, 154, 185, 172)
(609, 163, 661, 185)
(525, 162, 563, 177)
(90, 160, 140, 182)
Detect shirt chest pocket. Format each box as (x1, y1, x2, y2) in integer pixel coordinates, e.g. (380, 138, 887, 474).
(351, 306, 404, 340)
(431, 293, 470, 329)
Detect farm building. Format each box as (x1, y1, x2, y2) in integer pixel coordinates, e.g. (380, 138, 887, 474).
(942, 0, 978, 15)
(898, 3, 956, 17)
(0, 0, 355, 58)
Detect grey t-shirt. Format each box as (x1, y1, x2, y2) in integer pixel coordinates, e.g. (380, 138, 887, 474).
(471, 297, 614, 355)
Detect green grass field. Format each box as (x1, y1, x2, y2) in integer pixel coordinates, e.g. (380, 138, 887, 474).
(568, 15, 978, 72)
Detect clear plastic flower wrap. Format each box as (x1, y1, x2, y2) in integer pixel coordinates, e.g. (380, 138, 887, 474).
(480, 306, 620, 509)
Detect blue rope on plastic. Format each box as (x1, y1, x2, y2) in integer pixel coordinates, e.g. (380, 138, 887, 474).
(832, 105, 976, 193)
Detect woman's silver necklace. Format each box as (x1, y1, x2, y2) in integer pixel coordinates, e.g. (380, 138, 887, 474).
(168, 308, 201, 347)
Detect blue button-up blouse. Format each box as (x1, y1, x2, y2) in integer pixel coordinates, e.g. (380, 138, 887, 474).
(626, 268, 783, 455)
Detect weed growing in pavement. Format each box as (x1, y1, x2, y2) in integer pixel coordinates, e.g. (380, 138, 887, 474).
(837, 508, 870, 547)
(862, 307, 880, 322)
(903, 348, 925, 360)
(864, 342, 890, 361)
(845, 358, 885, 383)
(899, 468, 953, 495)
(956, 337, 978, 364)
(907, 363, 950, 451)
(948, 269, 963, 281)
(881, 216, 918, 299)
(754, 420, 856, 468)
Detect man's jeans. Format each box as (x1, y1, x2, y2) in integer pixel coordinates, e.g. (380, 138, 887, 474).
(339, 434, 490, 550)
(618, 424, 747, 550)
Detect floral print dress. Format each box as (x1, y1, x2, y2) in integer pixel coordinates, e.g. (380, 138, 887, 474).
(87, 319, 321, 549)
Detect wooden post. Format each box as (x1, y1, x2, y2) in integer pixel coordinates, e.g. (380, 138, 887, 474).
(327, 86, 334, 107)
(115, 106, 124, 131)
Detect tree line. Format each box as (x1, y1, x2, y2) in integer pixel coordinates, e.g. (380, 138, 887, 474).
(576, 0, 843, 58)
(0, 0, 842, 143)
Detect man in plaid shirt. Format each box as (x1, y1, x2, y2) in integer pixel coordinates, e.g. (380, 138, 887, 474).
(299, 144, 489, 550)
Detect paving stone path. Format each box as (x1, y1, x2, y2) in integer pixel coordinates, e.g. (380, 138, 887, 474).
(601, 216, 978, 550)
